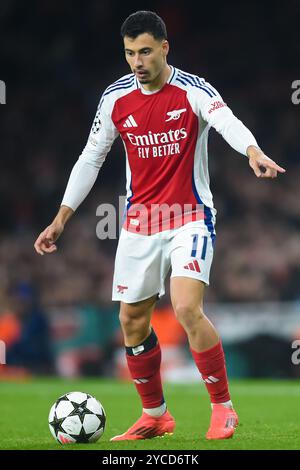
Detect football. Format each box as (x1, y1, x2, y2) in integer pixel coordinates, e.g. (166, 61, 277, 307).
(48, 391, 106, 444)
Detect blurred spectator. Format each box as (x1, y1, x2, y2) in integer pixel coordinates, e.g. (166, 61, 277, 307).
(0, 294, 21, 348)
(6, 283, 53, 374)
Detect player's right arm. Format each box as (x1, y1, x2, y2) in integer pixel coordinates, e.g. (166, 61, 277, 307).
(34, 93, 119, 255)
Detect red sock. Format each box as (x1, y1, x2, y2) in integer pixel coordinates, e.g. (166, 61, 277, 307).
(190, 341, 231, 404)
(126, 330, 165, 409)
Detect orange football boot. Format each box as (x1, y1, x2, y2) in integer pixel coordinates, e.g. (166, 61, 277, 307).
(110, 410, 175, 441)
(206, 404, 238, 440)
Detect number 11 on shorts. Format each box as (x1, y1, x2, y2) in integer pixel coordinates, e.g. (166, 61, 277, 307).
(191, 234, 208, 260)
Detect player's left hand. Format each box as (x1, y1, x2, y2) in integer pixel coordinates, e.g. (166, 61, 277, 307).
(247, 145, 286, 178)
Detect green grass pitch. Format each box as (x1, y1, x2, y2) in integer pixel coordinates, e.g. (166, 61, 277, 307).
(0, 378, 299, 450)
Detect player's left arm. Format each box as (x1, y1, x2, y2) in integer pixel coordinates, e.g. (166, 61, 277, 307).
(246, 144, 285, 178)
(195, 82, 286, 178)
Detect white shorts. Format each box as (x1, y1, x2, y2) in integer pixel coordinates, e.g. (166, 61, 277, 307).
(112, 218, 216, 303)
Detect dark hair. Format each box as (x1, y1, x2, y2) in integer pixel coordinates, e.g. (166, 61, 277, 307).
(120, 11, 167, 41)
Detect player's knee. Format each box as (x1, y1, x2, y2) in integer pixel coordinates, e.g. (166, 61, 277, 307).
(119, 296, 156, 328)
(119, 309, 135, 328)
(174, 303, 204, 332)
(119, 308, 146, 329)
(119, 309, 150, 344)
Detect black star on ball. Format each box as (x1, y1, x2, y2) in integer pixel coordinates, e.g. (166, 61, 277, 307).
(69, 400, 94, 424)
(49, 414, 66, 437)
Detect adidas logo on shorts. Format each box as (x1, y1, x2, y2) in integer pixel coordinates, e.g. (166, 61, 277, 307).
(184, 260, 201, 272)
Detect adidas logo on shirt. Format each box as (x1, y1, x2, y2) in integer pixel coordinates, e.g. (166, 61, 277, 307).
(123, 115, 138, 128)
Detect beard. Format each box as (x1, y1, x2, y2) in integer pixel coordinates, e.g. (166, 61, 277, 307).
(138, 77, 151, 84)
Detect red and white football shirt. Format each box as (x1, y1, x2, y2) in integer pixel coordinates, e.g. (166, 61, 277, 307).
(61, 66, 257, 236)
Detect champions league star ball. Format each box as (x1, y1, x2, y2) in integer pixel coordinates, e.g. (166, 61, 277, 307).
(48, 391, 106, 444)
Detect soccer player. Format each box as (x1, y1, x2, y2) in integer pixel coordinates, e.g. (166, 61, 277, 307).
(34, 11, 285, 440)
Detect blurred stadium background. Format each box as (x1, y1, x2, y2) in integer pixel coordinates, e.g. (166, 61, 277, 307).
(0, 0, 299, 382)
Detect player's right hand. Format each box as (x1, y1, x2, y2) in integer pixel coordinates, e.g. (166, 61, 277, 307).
(34, 222, 64, 256)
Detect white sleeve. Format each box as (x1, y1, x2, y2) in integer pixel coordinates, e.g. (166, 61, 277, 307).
(61, 95, 119, 211)
(191, 81, 258, 156)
